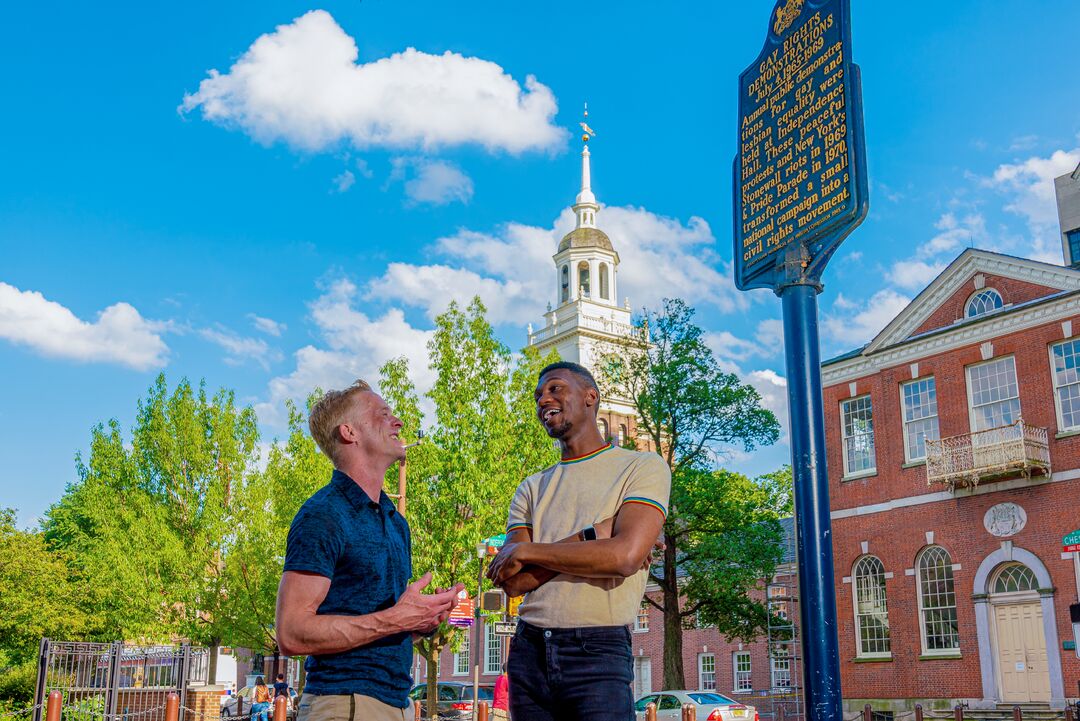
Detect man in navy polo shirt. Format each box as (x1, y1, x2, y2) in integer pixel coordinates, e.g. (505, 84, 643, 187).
(276, 379, 463, 721)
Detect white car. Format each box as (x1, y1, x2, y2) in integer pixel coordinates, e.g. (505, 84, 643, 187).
(634, 691, 759, 721)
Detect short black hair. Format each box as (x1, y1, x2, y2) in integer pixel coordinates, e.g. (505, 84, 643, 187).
(538, 361, 599, 393)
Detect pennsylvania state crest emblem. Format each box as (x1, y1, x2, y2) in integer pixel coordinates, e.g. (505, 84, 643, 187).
(773, 0, 805, 35)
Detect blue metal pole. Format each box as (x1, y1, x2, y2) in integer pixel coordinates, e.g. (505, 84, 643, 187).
(780, 283, 842, 721)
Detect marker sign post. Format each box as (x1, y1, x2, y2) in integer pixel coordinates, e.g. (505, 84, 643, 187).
(733, 2, 868, 720)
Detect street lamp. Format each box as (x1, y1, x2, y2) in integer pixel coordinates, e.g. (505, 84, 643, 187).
(394, 429, 424, 515)
(472, 541, 487, 721)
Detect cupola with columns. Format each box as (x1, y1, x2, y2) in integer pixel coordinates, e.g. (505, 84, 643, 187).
(527, 106, 643, 443)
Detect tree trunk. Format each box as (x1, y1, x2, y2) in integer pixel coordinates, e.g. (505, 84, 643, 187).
(424, 648, 439, 721)
(208, 639, 220, 685)
(661, 531, 685, 689)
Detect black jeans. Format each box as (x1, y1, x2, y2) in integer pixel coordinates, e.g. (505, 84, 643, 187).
(507, 620, 634, 721)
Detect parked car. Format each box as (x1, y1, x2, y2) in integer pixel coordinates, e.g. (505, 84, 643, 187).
(407, 682, 495, 719)
(634, 691, 758, 721)
(221, 686, 297, 719)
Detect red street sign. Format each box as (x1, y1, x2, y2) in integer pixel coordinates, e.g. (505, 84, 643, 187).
(449, 591, 474, 628)
(1064, 543, 1080, 553)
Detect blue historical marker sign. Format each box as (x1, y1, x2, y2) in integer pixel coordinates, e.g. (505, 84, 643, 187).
(734, 0, 869, 291)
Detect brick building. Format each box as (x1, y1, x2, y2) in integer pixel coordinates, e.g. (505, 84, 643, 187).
(821, 248, 1080, 711)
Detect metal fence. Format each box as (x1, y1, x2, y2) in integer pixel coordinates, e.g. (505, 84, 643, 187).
(32, 640, 209, 721)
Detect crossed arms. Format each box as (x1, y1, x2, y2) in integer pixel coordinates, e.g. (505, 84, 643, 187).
(486, 502, 665, 597)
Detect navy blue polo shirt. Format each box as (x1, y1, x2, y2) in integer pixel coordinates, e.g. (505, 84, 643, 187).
(283, 470, 413, 708)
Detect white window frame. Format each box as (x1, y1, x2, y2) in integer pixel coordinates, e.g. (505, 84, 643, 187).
(453, 633, 469, 676)
(853, 555, 891, 659)
(698, 653, 716, 691)
(965, 356, 1021, 433)
(915, 546, 960, 656)
(769, 646, 792, 690)
(965, 288, 1004, 318)
(1049, 338, 1080, 432)
(484, 622, 502, 675)
(900, 377, 939, 463)
(733, 652, 752, 693)
(840, 394, 876, 478)
(634, 602, 649, 633)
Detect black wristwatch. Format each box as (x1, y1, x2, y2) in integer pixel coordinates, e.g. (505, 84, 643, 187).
(581, 525, 597, 541)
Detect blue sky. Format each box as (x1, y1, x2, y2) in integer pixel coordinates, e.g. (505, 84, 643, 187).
(3, 1, 1080, 527)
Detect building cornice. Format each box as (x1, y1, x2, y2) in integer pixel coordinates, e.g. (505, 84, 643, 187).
(865, 250, 1080, 354)
(822, 291, 1080, 386)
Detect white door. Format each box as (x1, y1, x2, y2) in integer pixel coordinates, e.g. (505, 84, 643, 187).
(633, 657, 652, 699)
(995, 602, 1051, 702)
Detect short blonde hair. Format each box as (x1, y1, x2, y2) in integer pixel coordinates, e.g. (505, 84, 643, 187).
(308, 379, 373, 460)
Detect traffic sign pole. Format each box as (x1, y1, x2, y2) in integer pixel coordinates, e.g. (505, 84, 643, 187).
(780, 283, 842, 721)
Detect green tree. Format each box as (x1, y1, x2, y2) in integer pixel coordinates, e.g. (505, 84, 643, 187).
(0, 510, 85, 663)
(597, 298, 783, 688)
(379, 299, 559, 713)
(216, 399, 332, 681)
(44, 375, 260, 664)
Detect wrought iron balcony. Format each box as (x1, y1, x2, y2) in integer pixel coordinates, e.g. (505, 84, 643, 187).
(925, 419, 1051, 490)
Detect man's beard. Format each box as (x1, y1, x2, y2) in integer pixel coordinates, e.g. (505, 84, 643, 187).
(545, 418, 572, 439)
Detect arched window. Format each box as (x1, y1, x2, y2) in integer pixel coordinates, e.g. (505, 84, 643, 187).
(597, 418, 609, 439)
(561, 265, 570, 303)
(992, 563, 1039, 594)
(599, 263, 610, 300)
(853, 556, 890, 657)
(618, 424, 628, 446)
(916, 546, 959, 653)
(578, 262, 591, 298)
(966, 288, 1003, 318)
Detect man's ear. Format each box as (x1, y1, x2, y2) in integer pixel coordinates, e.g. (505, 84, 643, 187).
(336, 422, 358, 445)
(584, 386, 600, 408)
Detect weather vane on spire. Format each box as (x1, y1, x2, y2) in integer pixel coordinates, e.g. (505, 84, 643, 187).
(579, 102, 596, 143)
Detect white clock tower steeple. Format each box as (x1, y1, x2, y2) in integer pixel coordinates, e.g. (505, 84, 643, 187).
(527, 107, 642, 440)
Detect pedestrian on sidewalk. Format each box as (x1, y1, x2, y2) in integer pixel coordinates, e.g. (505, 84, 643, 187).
(250, 677, 271, 721)
(492, 665, 510, 721)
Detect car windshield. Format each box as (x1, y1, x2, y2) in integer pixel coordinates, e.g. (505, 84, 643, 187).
(461, 687, 494, 700)
(689, 693, 737, 705)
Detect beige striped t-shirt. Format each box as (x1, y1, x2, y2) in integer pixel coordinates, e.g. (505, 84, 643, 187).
(505, 444, 670, 628)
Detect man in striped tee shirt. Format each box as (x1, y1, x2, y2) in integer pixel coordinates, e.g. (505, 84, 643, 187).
(487, 361, 671, 721)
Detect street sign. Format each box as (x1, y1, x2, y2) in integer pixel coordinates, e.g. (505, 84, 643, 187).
(1063, 528, 1080, 553)
(733, 0, 868, 291)
(492, 621, 518, 636)
(449, 590, 474, 628)
(485, 534, 507, 555)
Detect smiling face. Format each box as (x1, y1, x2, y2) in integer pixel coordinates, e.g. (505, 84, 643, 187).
(342, 391, 405, 464)
(534, 369, 598, 441)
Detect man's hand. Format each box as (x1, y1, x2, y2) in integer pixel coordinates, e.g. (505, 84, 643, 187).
(487, 543, 528, 587)
(390, 573, 464, 634)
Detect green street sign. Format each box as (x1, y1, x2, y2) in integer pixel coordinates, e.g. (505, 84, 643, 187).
(1064, 529, 1080, 553)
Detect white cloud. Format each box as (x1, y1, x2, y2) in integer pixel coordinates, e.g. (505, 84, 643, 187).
(181, 10, 565, 154)
(0, 282, 168, 370)
(988, 144, 1080, 263)
(391, 158, 474, 206)
(355, 158, 374, 179)
(887, 259, 946, 291)
(257, 279, 433, 427)
(1008, 134, 1039, 152)
(249, 314, 286, 336)
(822, 289, 911, 349)
(332, 170, 355, 193)
(747, 368, 789, 442)
(200, 326, 281, 370)
(367, 205, 746, 326)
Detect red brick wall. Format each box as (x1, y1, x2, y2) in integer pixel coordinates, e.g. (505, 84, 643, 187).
(911, 274, 1061, 337)
(824, 309, 1080, 704)
(825, 313, 1080, 511)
